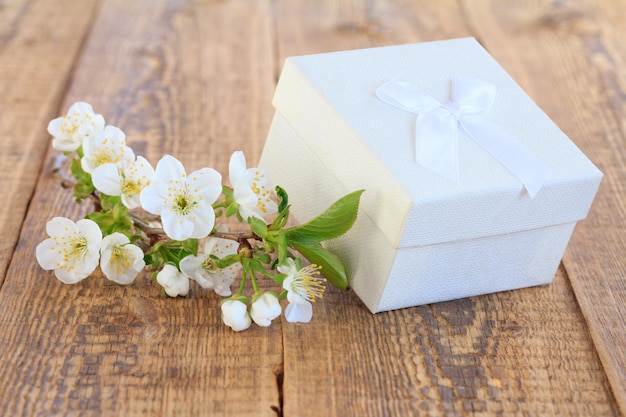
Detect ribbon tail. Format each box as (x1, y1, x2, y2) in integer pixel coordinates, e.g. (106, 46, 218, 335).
(460, 116, 550, 198)
(416, 109, 460, 183)
(376, 79, 438, 112)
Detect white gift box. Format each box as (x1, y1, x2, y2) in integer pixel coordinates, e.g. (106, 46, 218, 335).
(259, 37, 602, 313)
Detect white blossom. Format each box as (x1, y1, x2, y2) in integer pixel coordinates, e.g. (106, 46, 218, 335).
(179, 237, 241, 296)
(99, 233, 145, 284)
(81, 125, 134, 174)
(278, 258, 325, 323)
(229, 151, 277, 223)
(140, 155, 222, 241)
(36, 217, 102, 284)
(92, 156, 154, 209)
(47, 102, 104, 152)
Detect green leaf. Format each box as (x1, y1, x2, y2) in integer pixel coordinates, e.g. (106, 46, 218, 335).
(85, 211, 115, 234)
(70, 157, 95, 202)
(70, 157, 90, 183)
(285, 190, 364, 244)
(101, 195, 123, 212)
(269, 186, 290, 231)
(289, 241, 348, 290)
(276, 186, 289, 213)
(73, 182, 95, 203)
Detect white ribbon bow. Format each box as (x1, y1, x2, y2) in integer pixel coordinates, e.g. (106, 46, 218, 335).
(376, 77, 550, 198)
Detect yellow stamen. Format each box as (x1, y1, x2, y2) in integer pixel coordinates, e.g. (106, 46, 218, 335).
(291, 264, 326, 302)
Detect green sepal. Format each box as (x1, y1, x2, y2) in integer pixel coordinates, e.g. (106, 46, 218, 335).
(248, 216, 268, 239)
(284, 190, 363, 244)
(225, 202, 239, 217)
(251, 290, 278, 304)
(214, 253, 241, 269)
(252, 252, 271, 264)
(276, 230, 288, 265)
(273, 273, 288, 286)
(181, 238, 199, 256)
(289, 241, 348, 290)
(278, 289, 288, 300)
(221, 185, 234, 199)
(222, 294, 249, 305)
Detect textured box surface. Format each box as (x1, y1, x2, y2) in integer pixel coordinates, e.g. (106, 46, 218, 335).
(259, 38, 602, 312)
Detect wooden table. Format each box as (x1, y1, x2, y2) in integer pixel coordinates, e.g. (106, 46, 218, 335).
(1, 1, 624, 415)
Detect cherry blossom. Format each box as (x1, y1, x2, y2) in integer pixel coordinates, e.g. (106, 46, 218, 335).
(92, 156, 154, 209)
(99, 233, 145, 284)
(140, 155, 222, 241)
(228, 151, 277, 223)
(179, 237, 241, 296)
(47, 102, 104, 152)
(35, 217, 102, 284)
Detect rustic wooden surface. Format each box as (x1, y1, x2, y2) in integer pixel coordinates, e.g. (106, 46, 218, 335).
(0, 0, 624, 416)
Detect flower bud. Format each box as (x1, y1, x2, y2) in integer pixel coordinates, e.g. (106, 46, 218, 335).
(250, 293, 281, 327)
(221, 299, 252, 332)
(156, 264, 189, 297)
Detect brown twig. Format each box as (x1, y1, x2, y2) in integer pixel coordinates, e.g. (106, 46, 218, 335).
(130, 215, 256, 241)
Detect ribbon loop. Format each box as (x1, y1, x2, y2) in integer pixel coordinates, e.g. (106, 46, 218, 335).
(376, 77, 550, 198)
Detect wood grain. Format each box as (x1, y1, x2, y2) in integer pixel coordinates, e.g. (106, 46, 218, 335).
(282, 269, 618, 416)
(0, 0, 100, 285)
(0, 0, 280, 415)
(274, 0, 620, 415)
(459, 1, 626, 413)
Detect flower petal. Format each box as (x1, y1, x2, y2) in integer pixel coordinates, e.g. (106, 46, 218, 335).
(153, 155, 186, 185)
(187, 167, 222, 205)
(54, 267, 86, 284)
(285, 301, 313, 323)
(76, 219, 103, 247)
(92, 163, 123, 196)
(188, 206, 215, 239)
(35, 238, 63, 270)
(180, 255, 215, 289)
(161, 210, 194, 241)
(140, 185, 168, 215)
(228, 151, 247, 186)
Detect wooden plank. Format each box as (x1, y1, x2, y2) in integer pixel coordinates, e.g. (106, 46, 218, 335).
(273, 1, 619, 415)
(0, 0, 279, 415)
(460, 0, 626, 413)
(282, 269, 618, 416)
(0, 0, 100, 285)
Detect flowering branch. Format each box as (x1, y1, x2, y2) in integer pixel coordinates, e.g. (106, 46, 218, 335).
(36, 102, 363, 331)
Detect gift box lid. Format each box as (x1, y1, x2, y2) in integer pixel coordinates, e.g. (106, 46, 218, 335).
(272, 37, 602, 249)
